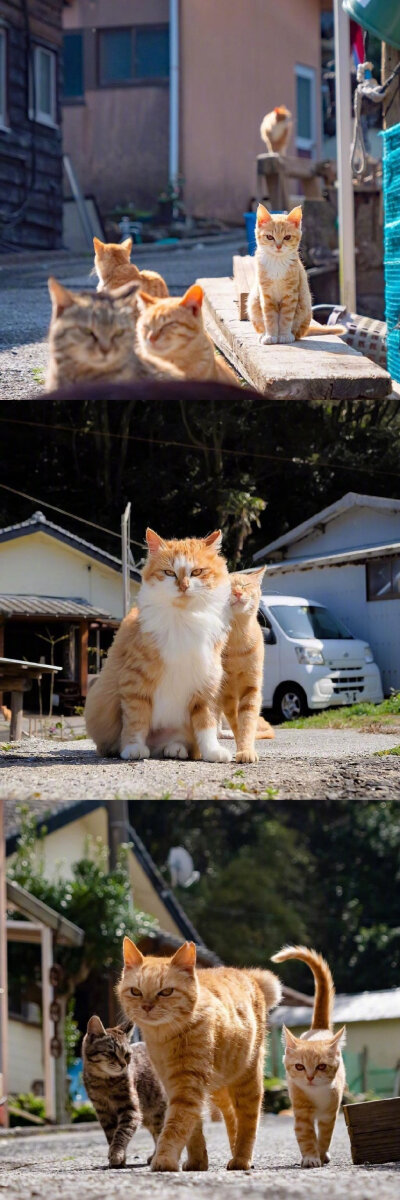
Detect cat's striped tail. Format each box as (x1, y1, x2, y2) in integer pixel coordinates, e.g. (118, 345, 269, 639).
(306, 320, 346, 337)
(271, 945, 335, 1031)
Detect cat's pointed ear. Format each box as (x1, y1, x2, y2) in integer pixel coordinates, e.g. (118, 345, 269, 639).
(251, 565, 266, 581)
(203, 530, 222, 551)
(123, 937, 144, 968)
(48, 277, 75, 318)
(287, 206, 302, 228)
(170, 942, 197, 972)
(137, 290, 157, 312)
(93, 237, 105, 255)
(330, 1025, 346, 1048)
(282, 1025, 297, 1049)
(180, 284, 203, 315)
(256, 203, 272, 225)
(118, 1019, 134, 1035)
(146, 528, 167, 555)
(120, 236, 133, 255)
(87, 1015, 106, 1036)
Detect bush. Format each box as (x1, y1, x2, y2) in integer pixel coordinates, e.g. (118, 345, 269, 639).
(71, 1102, 98, 1123)
(10, 1093, 46, 1125)
(263, 1076, 291, 1114)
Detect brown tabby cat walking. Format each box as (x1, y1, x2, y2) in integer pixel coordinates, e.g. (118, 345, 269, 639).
(248, 205, 345, 345)
(118, 938, 281, 1173)
(82, 1016, 166, 1168)
(94, 237, 169, 298)
(271, 947, 346, 1169)
(136, 284, 239, 383)
(220, 568, 273, 763)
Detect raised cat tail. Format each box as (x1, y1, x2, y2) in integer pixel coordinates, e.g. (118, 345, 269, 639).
(251, 969, 282, 1010)
(271, 945, 334, 1031)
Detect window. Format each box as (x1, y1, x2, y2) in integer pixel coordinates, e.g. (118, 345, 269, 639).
(367, 557, 400, 601)
(98, 26, 169, 86)
(295, 64, 316, 154)
(270, 604, 353, 640)
(63, 32, 83, 99)
(0, 28, 7, 129)
(29, 45, 57, 126)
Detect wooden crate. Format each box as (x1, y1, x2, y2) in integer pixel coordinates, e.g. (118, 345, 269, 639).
(344, 1097, 400, 1165)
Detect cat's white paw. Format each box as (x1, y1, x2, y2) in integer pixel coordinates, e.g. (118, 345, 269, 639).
(322, 1152, 331, 1165)
(260, 333, 278, 345)
(279, 331, 295, 344)
(301, 1155, 321, 1169)
(204, 745, 232, 764)
(120, 742, 150, 760)
(163, 741, 189, 759)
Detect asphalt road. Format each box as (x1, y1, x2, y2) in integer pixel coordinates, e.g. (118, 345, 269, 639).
(1, 728, 400, 800)
(1, 1117, 399, 1200)
(0, 235, 244, 400)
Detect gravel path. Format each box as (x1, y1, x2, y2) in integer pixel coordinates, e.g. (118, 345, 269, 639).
(1, 728, 400, 800)
(0, 235, 244, 400)
(1, 1117, 399, 1200)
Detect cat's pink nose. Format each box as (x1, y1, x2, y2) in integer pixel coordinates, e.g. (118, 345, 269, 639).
(179, 577, 190, 592)
(142, 1004, 154, 1013)
(233, 589, 242, 598)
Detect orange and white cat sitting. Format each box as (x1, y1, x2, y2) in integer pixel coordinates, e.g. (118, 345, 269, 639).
(85, 528, 232, 763)
(117, 937, 281, 1173)
(248, 205, 345, 345)
(220, 569, 274, 763)
(94, 237, 169, 298)
(271, 946, 346, 1170)
(136, 284, 239, 384)
(260, 106, 292, 155)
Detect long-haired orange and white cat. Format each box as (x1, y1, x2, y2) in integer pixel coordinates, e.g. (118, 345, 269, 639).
(85, 528, 232, 763)
(117, 937, 281, 1172)
(271, 946, 346, 1169)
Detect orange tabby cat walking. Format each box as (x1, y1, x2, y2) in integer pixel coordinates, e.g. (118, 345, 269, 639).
(94, 237, 169, 298)
(136, 284, 239, 383)
(118, 938, 281, 1173)
(260, 105, 292, 154)
(221, 568, 273, 763)
(248, 205, 345, 345)
(271, 946, 346, 1169)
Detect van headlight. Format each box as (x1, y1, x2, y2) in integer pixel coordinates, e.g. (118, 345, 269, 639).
(295, 645, 324, 665)
(364, 646, 374, 663)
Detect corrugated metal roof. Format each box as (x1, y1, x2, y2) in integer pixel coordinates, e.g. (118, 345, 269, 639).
(0, 510, 141, 581)
(0, 595, 115, 620)
(262, 542, 400, 575)
(254, 493, 400, 562)
(270, 989, 400, 1026)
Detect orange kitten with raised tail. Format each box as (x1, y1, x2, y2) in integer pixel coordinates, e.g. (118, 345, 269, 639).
(117, 938, 281, 1173)
(248, 205, 345, 345)
(260, 105, 292, 154)
(94, 237, 169, 298)
(85, 528, 232, 763)
(136, 284, 239, 383)
(271, 946, 346, 1169)
(220, 568, 273, 763)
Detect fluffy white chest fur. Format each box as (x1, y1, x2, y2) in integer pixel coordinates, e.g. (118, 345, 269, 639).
(257, 249, 295, 281)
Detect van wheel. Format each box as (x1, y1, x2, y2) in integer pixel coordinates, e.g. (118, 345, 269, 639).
(274, 684, 307, 722)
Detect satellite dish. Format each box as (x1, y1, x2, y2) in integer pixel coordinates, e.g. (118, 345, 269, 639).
(167, 846, 200, 888)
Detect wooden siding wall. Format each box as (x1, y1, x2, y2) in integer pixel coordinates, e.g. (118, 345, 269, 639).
(0, 1, 63, 249)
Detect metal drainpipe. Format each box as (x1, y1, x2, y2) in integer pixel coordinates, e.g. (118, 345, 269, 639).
(169, 0, 180, 187)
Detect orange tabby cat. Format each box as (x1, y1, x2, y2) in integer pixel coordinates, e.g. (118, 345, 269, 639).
(260, 105, 292, 154)
(271, 946, 346, 1169)
(136, 284, 239, 383)
(94, 237, 169, 298)
(117, 938, 281, 1173)
(248, 205, 345, 344)
(85, 528, 232, 763)
(220, 568, 273, 763)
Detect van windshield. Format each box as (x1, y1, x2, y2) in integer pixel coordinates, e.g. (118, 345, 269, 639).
(268, 604, 353, 640)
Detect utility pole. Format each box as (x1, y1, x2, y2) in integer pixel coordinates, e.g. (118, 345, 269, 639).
(0, 800, 8, 1128)
(121, 502, 131, 618)
(333, 0, 357, 311)
(107, 801, 130, 871)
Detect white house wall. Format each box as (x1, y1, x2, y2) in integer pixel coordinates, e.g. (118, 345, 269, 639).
(264, 562, 400, 693)
(8, 1018, 43, 1094)
(0, 533, 139, 620)
(279, 507, 400, 560)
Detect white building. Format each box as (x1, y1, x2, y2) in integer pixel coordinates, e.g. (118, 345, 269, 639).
(254, 493, 400, 695)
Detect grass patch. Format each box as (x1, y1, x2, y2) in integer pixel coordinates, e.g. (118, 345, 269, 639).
(285, 694, 400, 732)
(375, 744, 400, 757)
(31, 366, 45, 386)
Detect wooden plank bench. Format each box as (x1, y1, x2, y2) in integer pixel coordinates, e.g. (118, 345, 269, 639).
(198, 275, 392, 402)
(257, 153, 336, 211)
(0, 657, 62, 740)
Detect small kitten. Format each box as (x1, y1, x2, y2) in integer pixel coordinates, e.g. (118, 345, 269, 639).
(82, 1016, 166, 1168)
(85, 527, 232, 763)
(136, 284, 239, 384)
(93, 237, 169, 298)
(247, 206, 345, 345)
(221, 568, 273, 763)
(260, 105, 292, 154)
(46, 278, 179, 390)
(117, 937, 281, 1173)
(271, 946, 346, 1169)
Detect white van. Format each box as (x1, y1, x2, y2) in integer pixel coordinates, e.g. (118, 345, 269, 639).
(259, 592, 383, 721)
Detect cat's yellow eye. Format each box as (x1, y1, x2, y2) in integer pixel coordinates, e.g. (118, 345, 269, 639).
(317, 1064, 327, 1071)
(158, 988, 173, 997)
(191, 568, 204, 577)
(164, 570, 176, 577)
(130, 987, 142, 997)
(295, 1064, 305, 1071)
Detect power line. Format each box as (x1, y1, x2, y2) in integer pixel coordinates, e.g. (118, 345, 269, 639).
(0, 482, 144, 550)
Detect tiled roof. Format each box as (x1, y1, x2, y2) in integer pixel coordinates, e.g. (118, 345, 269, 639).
(0, 511, 141, 581)
(0, 595, 115, 620)
(270, 989, 400, 1026)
